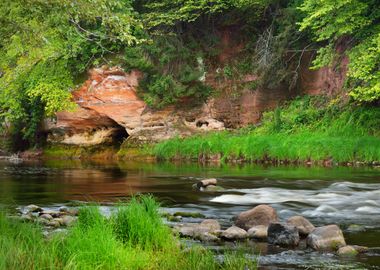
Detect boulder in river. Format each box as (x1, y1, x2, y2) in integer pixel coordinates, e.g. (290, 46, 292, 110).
(337, 245, 358, 257)
(247, 225, 268, 240)
(268, 222, 299, 247)
(221, 226, 248, 240)
(174, 219, 221, 240)
(200, 178, 217, 187)
(234, 204, 278, 230)
(286, 216, 315, 236)
(306, 225, 346, 251)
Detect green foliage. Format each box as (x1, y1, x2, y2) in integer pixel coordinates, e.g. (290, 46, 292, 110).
(0, 0, 142, 145)
(154, 96, 380, 163)
(0, 197, 258, 270)
(124, 35, 211, 108)
(111, 195, 172, 249)
(298, 0, 380, 102)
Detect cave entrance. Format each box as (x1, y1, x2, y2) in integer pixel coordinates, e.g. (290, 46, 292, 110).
(112, 125, 129, 145)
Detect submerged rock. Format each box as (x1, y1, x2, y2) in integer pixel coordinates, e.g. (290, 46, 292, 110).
(173, 212, 205, 218)
(221, 226, 248, 240)
(286, 216, 315, 236)
(234, 204, 278, 230)
(268, 223, 299, 247)
(247, 225, 268, 240)
(306, 225, 346, 251)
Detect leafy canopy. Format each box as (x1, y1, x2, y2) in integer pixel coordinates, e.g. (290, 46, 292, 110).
(0, 0, 142, 143)
(298, 0, 380, 102)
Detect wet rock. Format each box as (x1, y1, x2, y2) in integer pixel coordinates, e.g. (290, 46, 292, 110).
(197, 232, 219, 242)
(221, 226, 248, 240)
(61, 215, 76, 227)
(202, 185, 224, 192)
(337, 246, 358, 257)
(173, 212, 205, 218)
(351, 245, 369, 253)
(306, 225, 346, 251)
(48, 220, 61, 228)
(234, 204, 278, 230)
(53, 218, 64, 226)
(40, 210, 61, 218)
(346, 224, 366, 232)
(39, 214, 53, 221)
(174, 223, 198, 237)
(286, 216, 315, 236)
(174, 219, 220, 239)
(268, 222, 299, 247)
(197, 219, 221, 233)
(167, 215, 182, 222)
(25, 204, 42, 213)
(247, 225, 268, 240)
(59, 206, 69, 213)
(200, 178, 217, 187)
(20, 213, 33, 222)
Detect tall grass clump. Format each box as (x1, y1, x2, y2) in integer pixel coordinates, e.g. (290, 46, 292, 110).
(153, 96, 380, 164)
(111, 195, 174, 250)
(0, 211, 60, 270)
(0, 196, 258, 270)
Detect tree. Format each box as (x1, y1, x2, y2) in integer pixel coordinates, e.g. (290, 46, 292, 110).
(298, 0, 380, 102)
(0, 0, 142, 145)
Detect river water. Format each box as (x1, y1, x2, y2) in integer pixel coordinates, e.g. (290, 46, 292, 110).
(1, 159, 380, 269)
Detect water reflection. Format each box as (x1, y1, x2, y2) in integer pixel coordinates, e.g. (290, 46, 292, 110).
(0, 160, 380, 269)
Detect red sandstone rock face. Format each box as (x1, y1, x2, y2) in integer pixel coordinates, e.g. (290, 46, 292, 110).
(47, 67, 225, 145)
(47, 40, 347, 145)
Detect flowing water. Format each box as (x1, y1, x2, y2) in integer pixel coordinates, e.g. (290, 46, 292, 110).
(1, 159, 380, 269)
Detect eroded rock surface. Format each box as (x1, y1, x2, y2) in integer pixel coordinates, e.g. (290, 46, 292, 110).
(286, 216, 315, 236)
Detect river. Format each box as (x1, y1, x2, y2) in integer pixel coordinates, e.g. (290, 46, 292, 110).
(1, 159, 380, 269)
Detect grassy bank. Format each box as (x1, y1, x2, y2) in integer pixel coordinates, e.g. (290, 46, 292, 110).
(154, 97, 380, 164)
(0, 195, 257, 270)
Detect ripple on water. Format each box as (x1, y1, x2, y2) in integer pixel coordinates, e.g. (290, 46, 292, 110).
(210, 182, 380, 226)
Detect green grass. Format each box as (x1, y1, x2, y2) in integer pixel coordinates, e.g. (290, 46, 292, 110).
(0, 195, 258, 270)
(153, 96, 380, 164)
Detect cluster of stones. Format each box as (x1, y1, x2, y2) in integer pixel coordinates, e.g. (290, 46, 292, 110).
(173, 204, 367, 257)
(19, 204, 78, 228)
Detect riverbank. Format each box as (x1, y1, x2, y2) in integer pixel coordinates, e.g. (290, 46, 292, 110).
(0, 195, 257, 270)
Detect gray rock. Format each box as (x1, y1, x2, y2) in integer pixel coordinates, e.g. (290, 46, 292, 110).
(174, 219, 220, 239)
(53, 218, 64, 226)
(337, 246, 358, 256)
(221, 226, 248, 240)
(200, 178, 217, 187)
(48, 220, 61, 228)
(20, 213, 33, 222)
(351, 245, 369, 253)
(286, 216, 315, 236)
(61, 215, 76, 227)
(268, 222, 299, 247)
(306, 225, 346, 251)
(197, 232, 219, 242)
(39, 214, 53, 220)
(197, 219, 221, 233)
(25, 204, 42, 213)
(235, 204, 278, 230)
(247, 225, 268, 240)
(40, 210, 61, 218)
